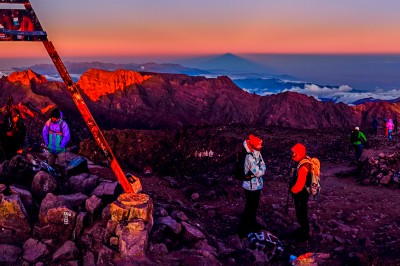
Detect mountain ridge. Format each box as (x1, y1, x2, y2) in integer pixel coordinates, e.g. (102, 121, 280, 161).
(1, 69, 399, 131)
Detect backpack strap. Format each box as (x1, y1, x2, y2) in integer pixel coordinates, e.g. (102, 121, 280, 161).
(297, 156, 313, 187)
(48, 119, 64, 136)
(297, 156, 311, 170)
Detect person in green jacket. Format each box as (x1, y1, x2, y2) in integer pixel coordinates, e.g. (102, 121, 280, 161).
(349, 126, 367, 163)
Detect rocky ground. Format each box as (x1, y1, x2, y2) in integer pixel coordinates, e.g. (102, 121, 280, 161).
(136, 127, 400, 265)
(1, 126, 400, 265)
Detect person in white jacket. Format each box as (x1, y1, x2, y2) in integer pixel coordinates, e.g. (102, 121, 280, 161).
(237, 134, 266, 238)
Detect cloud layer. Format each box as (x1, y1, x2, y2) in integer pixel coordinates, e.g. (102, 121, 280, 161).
(283, 84, 400, 104)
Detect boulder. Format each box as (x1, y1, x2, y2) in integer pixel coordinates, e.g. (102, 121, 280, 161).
(31, 171, 58, 199)
(66, 157, 89, 176)
(68, 173, 99, 194)
(0, 194, 31, 239)
(22, 238, 49, 263)
(115, 221, 149, 259)
(181, 222, 206, 242)
(0, 244, 22, 263)
(91, 181, 119, 198)
(9, 186, 35, 214)
(52, 240, 79, 262)
(157, 216, 182, 235)
(85, 195, 102, 214)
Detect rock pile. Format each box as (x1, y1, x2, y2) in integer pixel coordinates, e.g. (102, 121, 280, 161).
(0, 152, 154, 265)
(360, 152, 400, 186)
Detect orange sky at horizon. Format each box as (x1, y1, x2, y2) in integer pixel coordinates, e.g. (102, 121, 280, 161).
(1, 0, 400, 59)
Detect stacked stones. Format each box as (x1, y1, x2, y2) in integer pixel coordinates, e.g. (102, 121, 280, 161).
(360, 152, 400, 186)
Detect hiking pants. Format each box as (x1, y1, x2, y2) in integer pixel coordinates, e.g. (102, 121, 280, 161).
(48, 151, 66, 167)
(388, 130, 393, 141)
(353, 144, 363, 162)
(292, 190, 310, 236)
(238, 189, 261, 237)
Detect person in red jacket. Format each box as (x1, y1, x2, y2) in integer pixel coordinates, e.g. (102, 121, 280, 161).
(290, 143, 311, 242)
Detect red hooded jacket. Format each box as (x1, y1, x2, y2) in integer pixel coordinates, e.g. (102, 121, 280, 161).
(291, 143, 309, 194)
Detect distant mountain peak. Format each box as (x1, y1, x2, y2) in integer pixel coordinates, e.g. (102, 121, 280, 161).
(196, 53, 270, 73)
(7, 69, 48, 86)
(77, 69, 152, 101)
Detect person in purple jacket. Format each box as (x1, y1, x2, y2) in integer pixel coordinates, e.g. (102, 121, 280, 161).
(42, 108, 70, 166)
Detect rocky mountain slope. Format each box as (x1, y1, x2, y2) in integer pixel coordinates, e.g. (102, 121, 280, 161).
(2, 69, 399, 133)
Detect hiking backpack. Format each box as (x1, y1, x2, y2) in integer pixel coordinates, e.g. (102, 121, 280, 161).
(349, 130, 359, 143)
(299, 156, 321, 196)
(234, 148, 251, 181)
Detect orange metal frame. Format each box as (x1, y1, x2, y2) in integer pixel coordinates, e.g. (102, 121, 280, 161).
(1, 0, 141, 193)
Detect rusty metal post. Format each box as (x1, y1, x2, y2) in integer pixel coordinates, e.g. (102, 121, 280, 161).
(42, 41, 141, 194)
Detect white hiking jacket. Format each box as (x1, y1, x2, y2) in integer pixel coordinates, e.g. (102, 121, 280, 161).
(242, 140, 266, 191)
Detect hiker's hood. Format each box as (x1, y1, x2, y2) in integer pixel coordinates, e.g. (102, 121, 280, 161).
(247, 134, 262, 151)
(50, 108, 64, 120)
(291, 143, 306, 162)
(244, 140, 261, 158)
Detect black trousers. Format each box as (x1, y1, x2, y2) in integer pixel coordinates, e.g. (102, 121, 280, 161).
(353, 144, 363, 161)
(292, 189, 310, 236)
(238, 189, 262, 237)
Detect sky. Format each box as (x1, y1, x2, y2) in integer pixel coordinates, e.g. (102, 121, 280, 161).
(1, 0, 400, 62)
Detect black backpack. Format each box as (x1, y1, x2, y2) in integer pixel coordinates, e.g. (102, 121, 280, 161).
(234, 148, 251, 181)
(350, 130, 359, 143)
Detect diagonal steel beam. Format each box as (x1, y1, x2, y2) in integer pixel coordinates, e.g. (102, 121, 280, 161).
(1, 0, 142, 193)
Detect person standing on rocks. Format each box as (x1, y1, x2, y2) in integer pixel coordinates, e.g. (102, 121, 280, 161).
(349, 126, 367, 164)
(237, 134, 266, 238)
(386, 119, 394, 141)
(289, 143, 311, 242)
(42, 108, 70, 167)
(383, 118, 388, 138)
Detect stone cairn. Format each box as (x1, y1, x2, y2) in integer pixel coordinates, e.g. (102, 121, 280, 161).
(0, 153, 154, 265)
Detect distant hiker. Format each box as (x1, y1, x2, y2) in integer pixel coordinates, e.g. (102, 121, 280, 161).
(42, 108, 70, 167)
(393, 117, 398, 133)
(289, 143, 313, 242)
(372, 117, 379, 137)
(386, 119, 394, 141)
(383, 118, 388, 137)
(0, 108, 26, 160)
(237, 134, 266, 238)
(349, 127, 367, 163)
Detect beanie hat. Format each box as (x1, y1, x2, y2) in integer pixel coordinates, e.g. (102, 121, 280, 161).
(291, 143, 306, 162)
(51, 108, 60, 119)
(248, 134, 262, 151)
(355, 126, 359, 131)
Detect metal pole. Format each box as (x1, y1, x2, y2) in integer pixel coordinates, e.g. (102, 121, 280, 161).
(41, 41, 141, 194)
